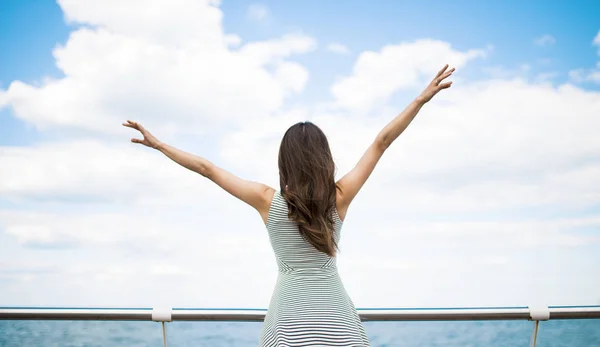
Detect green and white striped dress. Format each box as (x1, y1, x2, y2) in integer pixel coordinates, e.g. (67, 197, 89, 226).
(259, 191, 370, 346)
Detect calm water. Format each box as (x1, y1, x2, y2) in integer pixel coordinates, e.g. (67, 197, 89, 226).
(1, 320, 599, 346)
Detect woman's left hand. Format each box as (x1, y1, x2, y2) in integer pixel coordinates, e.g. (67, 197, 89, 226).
(417, 64, 455, 104)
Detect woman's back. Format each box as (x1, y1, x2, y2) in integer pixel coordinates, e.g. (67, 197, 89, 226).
(265, 191, 342, 271)
(260, 191, 370, 346)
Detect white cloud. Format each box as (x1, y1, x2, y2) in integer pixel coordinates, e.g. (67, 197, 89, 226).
(223, 34, 242, 48)
(570, 66, 600, 84)
(240, 34, 317, 65)
(1, 204, 598, 307)
(246, 4, 270, 23)
(150, 264, 192, 276)
(534, 34, 556, 47)
(1, 0, 600, 308)
(58, 0, 225, 47)
(330, 39, 487, 112)
(0, 1, 316, 135)
(326, 43, 350, 55)
(0, 205, 279, 307)
(534, 71, 559, 83)
(2, 211, 172, 250)
(0, 140, 216, 204)
(338, 218, 600, 307)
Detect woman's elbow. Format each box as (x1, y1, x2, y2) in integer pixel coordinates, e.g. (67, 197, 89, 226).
(373, 136, 390, 153)
(194, 160, 213, 178)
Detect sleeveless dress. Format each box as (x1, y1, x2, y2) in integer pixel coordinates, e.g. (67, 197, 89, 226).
(259, 191, 371, 346)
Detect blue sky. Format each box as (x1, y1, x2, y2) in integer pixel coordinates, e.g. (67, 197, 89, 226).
(0, 0, 599, 307)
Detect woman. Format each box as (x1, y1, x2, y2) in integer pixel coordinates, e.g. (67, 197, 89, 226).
(124, 64, 454, 346)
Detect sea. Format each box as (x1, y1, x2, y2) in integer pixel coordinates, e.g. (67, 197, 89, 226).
(1, 320, 599, 347)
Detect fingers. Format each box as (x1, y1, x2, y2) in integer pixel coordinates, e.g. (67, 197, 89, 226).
(433, 66, 455, 88)
(124, 121, 148, 145)
(122, 120, 144, 131)
(436, 64, 449, 78)
(122, 120, 136, 128)
(439, 67, 455, 81)
(439, 81, 453, 89)
(132, 120, 146, 132)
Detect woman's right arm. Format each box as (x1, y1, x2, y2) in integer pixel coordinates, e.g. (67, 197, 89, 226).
(335, 64, 455, 220)
(123, 120, 275, 223)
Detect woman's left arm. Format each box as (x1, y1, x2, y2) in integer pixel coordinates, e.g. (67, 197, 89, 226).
(123, 120, 275, 223)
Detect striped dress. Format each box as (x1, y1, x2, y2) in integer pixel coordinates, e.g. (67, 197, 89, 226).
(259, 191, 370, 346)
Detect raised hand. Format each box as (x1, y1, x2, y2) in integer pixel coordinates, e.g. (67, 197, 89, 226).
(417, 64, 455, 104)
(122, 120, 161, 149)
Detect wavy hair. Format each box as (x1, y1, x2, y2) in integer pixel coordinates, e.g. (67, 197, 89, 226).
(278, 121, 338, 257)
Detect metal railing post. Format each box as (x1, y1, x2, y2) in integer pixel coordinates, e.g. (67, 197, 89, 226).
(152, 307, 172, 347)
(528, 306, 550, 347)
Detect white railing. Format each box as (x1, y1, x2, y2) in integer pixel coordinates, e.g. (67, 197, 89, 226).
(1, 306, 599, 347)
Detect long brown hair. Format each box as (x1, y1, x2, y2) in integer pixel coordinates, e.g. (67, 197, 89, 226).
(278, 121, 338, 257)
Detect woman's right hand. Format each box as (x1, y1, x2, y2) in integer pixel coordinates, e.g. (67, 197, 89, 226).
(122, 120, 161, 149)
(417, 64, 455, 104)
